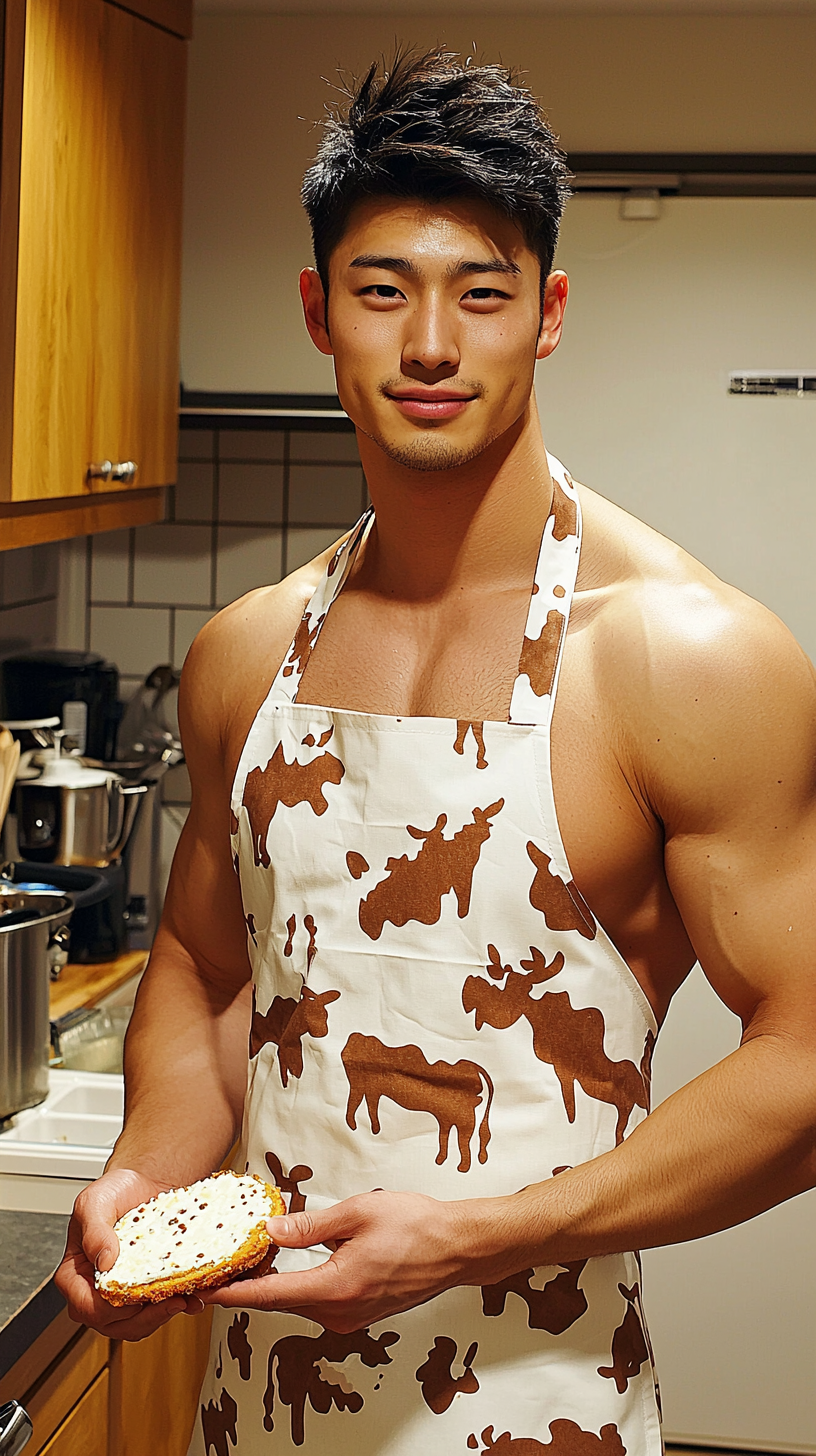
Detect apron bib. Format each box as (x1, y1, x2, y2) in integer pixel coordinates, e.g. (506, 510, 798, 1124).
(189, 457, 663, 1456)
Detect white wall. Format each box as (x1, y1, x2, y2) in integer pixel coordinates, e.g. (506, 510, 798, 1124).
(180, 10, 816, 392)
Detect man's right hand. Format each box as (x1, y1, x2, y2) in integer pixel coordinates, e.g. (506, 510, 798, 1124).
(55, 1168, 201, 1341)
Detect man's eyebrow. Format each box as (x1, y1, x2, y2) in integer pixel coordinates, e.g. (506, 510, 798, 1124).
(448, 258, 521, 279)
(347, 255, 521, 279)
(348, 254, 419, 274)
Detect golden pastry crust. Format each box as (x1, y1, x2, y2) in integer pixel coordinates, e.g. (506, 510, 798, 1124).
(98, 1174, 285, 1306)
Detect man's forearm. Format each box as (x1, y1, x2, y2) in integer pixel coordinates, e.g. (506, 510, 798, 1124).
(107, 925, 251, 1187)
(461, 1031, 816, 1282)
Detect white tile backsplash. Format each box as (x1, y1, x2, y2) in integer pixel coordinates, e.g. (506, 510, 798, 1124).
(286, 527, 345, 575)
(90, 606, 171, 677)
(90, 529, 130, 603)
(288, 464, 365, 525)
(133, 524, 212, 606)
(174, 606, 217, 667)
(175, 461, 215, 522)
(289, 430, 360, 463)
(177, 429, 215, 460)
(218, 430, 286, 462)
(216, 527, 282, 607)
(219, 463, 284, 524)
(0, 543, 59, 605)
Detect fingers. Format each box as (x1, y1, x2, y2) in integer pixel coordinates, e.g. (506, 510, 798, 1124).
(201, 1261, 343, 1312)
(267, 1199, 360, 1250)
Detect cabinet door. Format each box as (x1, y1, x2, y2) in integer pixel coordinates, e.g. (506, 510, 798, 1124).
(37, 1367, 108, 1456)
(110, 1307, 213, 1456)
(12, 0, 186, 502)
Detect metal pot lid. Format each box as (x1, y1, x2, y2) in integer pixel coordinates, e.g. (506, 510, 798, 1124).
(0, 888, 73, 926)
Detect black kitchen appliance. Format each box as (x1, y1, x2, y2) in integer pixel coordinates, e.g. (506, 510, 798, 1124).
(2, 862, 126, 963)
(1, 650, 120, 760)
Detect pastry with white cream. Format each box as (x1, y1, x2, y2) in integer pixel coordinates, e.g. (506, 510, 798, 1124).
(96, 1171, 284, 1305)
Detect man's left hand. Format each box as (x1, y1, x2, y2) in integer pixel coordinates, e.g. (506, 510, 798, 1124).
(199, 1189, 495, 1332)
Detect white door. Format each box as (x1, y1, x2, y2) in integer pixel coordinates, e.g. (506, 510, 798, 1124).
(537, 196, 816, 1451)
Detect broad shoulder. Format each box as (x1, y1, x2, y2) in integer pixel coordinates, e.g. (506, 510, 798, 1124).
(178, 539, 344, 781)
(576, 483, 816, 832)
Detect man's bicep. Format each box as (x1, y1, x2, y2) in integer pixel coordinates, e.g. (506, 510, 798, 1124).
(161, 802, 252, 994)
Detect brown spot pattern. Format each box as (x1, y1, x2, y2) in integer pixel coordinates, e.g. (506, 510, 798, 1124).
(227, 1312, 253, 1381)
(481, 1262, 588, 1334)
(551, 477, 578, 541)
(245, 914, 257, 947)
(250, 985, 340, 1084)
(265, 1151, 314, 1213)
(341, 1033, 493, 1172)
(598, 1283, 650, 1393)
(359, 800, 504, 941)
(243, 744, 345, 867)
(454, 720, 488, 769)
(281, 612, 324, 679)
(263, 1327, 399, 1445)
(346, 850, 370, 880)
(200, 1388, 238, 1456)
(517, 610, 564, 699)
(304, 914, 317, 973)
(283, 914, 296, 957)
(416, 1337, 479, 1413)
(463, 947, 647, 1144)
(475, 1420, 626, 1456)
(527, 844, 596, 939)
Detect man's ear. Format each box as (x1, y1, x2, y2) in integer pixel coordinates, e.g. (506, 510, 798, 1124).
(536, 270, 569, 362)
(299, 268, 333, 356)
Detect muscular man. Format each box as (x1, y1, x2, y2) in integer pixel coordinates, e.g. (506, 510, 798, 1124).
(57, 50, 815, 1455)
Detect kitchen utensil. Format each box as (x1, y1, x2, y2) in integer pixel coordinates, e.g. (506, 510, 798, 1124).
(0, 890, 73, 1122)
(13, 745, 146, 868)
(0, 1400, 32, 1454)
(1, 650, 120, 760)
(1, 862, 123, 964)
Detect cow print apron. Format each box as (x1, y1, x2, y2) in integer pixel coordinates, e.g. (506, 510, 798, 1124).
(189, 456, 663, 1456)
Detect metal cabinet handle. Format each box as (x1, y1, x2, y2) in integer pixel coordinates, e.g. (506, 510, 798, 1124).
(0, 1400, 33, 1454)
(86, 460, 112, 484)
(111, 460, 137, 483)
(86, 460, 137, 485)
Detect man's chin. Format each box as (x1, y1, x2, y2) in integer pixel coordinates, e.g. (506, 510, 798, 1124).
(361, 428, 498, 474)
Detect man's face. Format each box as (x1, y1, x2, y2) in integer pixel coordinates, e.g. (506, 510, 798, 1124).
(300, 195, 567, 472)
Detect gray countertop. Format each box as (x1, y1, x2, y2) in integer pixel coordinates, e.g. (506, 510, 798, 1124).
(0, 1210, 70, 1383)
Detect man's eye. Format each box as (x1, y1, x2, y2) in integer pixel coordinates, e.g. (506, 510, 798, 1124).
(362, 285, 403, 299)
(464, 288, 506, 301)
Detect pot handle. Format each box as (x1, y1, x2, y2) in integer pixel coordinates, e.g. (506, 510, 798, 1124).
(0, 1401, 32, 1454)
(105, 782, 148, 861)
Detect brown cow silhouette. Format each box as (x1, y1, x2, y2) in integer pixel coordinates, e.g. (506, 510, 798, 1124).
(200, 1388, 238, 1456)
(243, 742, 345, 867)
(454, 720, 488, 769)
(250, 984, 340, 1084)
(416, 1337, 479, 1413)
(517, 610, 564, 698)
(281, 611, 324, 679)
(227, 1312, 252, 1381)
(469, 1419, 626, 1456)
(527, 845, 596, 939)
(302, 727, 334, 749)
(598, 1282, 650, 1393)
(551, 476, 578, 541)
(263, 1326, 399, 1445)
(341, 1033, 493, 1172)
(346, 850, 370, 880)
(359, 800, 504, 941)
(265, 1151, 314, 1214)
(481, 1261, 588, 1334)
(463, 946, 647, 1144)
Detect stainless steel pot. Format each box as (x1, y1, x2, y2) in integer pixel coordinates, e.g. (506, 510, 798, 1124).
(13, 754, 146, 868)
(0, 889, 72, 1122)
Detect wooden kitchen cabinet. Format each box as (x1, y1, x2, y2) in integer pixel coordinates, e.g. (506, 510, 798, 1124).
(0, 0, 191, 549)
(110, 1304, 213, 1456)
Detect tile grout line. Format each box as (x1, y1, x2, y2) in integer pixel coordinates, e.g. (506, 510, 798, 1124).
(210, 432, 219, 610)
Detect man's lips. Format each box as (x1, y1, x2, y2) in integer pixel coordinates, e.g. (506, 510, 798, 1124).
(385, 391, 477, 421)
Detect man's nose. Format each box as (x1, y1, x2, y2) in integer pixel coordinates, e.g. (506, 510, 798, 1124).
(403, 300, 460, 374)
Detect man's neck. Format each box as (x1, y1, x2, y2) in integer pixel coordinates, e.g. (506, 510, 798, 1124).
(353, 399, 554, 604)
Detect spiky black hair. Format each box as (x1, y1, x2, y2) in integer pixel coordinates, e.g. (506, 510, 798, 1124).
(301, 47, 572, 293)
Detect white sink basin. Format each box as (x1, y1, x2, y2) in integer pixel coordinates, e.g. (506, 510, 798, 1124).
(0, 1070, 124, 1213)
